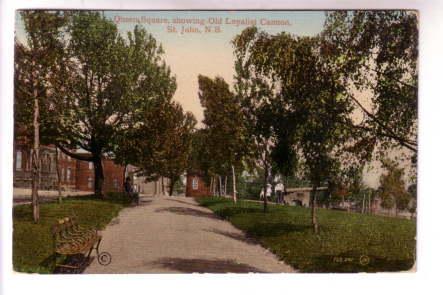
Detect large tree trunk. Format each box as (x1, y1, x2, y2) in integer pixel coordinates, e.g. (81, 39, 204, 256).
(311, 185, 319, 234)
(161, 176, 165, 195)
(55, 147, 62, 203)
(31, 67, 40, 223)
(169, 175, 176, 196)
(224, 175, 228, 197)
(93, 156, 104, 198)
(232, 165, 237, 203)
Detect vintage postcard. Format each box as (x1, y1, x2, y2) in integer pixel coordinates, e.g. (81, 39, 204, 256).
(12, 9, 417, 275)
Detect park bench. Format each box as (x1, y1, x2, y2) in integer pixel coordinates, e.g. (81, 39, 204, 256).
(52, 216, 111, 271)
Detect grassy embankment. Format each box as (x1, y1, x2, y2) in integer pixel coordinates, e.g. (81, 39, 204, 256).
(13, 193, 132, 273)
(197, 197, 416, 273)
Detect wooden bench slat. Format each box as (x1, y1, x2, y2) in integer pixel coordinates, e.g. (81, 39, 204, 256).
(53, 217, 100, 256)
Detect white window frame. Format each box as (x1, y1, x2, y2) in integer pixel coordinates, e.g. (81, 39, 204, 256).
(87, 177, 93, 189)
(67, 167, 71, 182)
(16, 150, 22, 171)
(192, 178, 198, 190)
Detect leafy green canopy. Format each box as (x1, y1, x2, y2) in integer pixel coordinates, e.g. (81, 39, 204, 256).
(48, 12, 177, 160)
(233, 27, 355, 187)
(15, 11, 179, 195)
(15, 11, 68, 147)
(196, 75, 248, 177)
(378, 159, 412, 211)
(321, 11, 418, 155)
(17, 11, 177, 158)
(115, 99, 196, 189)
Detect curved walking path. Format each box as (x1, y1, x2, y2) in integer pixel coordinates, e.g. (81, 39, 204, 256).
(85, 196, 295, 273)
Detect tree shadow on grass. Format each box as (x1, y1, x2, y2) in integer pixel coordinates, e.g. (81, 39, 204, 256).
(205, 228, 258, 245)
(152, 257, 266, 273)
(246, 222, 312, 238)
(155, 206, 221, 220)
(215, 207, 264, 219)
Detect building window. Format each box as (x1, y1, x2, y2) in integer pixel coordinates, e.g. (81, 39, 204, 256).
(89, 162, 93, 170)
(113, 178, 118, 189)
(67, 168, 71, 182)
(16, 150, 22, 171)
(87, 177, 93, 189)
(61, 167, 65, 182)
(192, 178, 198, 190)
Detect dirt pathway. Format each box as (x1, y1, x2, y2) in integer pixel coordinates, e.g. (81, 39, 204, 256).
(84, 196, 295, 273)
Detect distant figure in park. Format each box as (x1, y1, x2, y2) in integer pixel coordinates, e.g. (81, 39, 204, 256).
(124, 177, 139, 205)
(266, 184, 272, 200)
(275, 181, 284, 204)
(260, 184, 272, 201)
(124, 177, 133, 194)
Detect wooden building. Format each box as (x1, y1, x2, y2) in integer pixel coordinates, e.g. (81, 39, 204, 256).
(185, 171, 210, 197)
(13, 141, 125, 193)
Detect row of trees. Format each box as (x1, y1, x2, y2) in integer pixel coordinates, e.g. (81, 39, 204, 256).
(192, 75, 249, 202)
(16, 11, 417, 230)
(15, 11, 196, 222)
(328, 160, 416, 216)
(192, 11, 417, 233)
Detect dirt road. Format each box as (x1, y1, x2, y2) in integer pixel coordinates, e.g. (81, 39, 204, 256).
(84, 196, 295, 273)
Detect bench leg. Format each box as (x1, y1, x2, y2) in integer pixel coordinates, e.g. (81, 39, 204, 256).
(94, 236, 102, 257)
(86, 245, 94, 259)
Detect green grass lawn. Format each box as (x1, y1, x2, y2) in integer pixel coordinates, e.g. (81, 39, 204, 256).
(13, 194, 132, 274)
(197, 197, 416, 273)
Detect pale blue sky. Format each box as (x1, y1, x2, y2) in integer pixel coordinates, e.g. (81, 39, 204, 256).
(15, 10, 326, 122)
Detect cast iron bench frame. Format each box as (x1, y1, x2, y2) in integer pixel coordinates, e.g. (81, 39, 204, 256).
(52, 216, 111, 271)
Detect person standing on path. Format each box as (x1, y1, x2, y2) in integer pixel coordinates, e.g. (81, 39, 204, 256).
(124, 177, 133, 194)
(275, 182, 284, 204)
